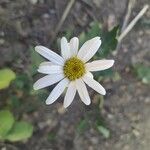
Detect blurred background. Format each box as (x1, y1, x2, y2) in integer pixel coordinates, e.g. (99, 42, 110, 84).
(0, 0, 150, 150)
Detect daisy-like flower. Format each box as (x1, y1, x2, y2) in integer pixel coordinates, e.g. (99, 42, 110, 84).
(33, 37, 114, 108)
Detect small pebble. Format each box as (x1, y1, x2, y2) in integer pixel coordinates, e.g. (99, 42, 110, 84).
(30, 0, 38, 4)
(132, 129, 140, 137)
(57, 105, 66, 114)
(145, 97, 150, 104)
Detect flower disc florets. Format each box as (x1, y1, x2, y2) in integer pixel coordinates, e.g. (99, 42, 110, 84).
(63, 57, 85, 81)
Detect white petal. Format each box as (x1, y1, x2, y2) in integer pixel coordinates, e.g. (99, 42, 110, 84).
(38, 65, 63, 74)
(69, 37, 79, 56)
(46, 78, 69, 105)
(83, 75, 106, 95)
(85, 72, 93, 79)
(33, 74, 64, 90)
(63, 81, 76, 108)
(35, 46, 64, 65)
(39, 61, 53, 67)
(77, 37, 101, 62)
(86, 60, 114, 72)
(61, 37, 71, 60)
(75, 79, 91, 105)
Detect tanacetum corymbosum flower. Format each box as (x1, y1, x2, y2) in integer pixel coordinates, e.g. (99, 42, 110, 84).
(33, 37, 114, 108)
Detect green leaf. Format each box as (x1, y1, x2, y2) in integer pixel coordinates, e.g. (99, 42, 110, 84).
(10, 96, 21, 108)
(5, 121, 33, 142)
(14, 74, 31, 92)
(65, 28, 74, 40)
(47, 133, 56, 141)
(76, 119, 88, 134)
(30, 47, 44, 75)
(97, 125, 110, 138)
(95, 118, 110, 138)
(0, 69, 16, 90)
(79, 32, 86, 46)
(78, 21, 118, 58)
(99, 95, 104, 109)
(112, 71, 121, 82)
(86, 21, 102, 39)
(94, 68, 114, 81)
(0, 110, 15, 138)
(134, 64, 150, 84)
(99, 26, 119, 58)
(79, 21, 101, 46)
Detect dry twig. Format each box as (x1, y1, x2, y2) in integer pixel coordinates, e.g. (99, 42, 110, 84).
(116, 0, 135, 50)
(118, 4, 149, 42)
(121, 0, 136, 33)
(51, 0, 75, 43)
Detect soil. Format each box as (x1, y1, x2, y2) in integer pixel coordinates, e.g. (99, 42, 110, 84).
(0, 0, 150, 150)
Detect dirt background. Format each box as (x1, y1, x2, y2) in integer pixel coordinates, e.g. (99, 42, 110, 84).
(0, 0, 150, 150)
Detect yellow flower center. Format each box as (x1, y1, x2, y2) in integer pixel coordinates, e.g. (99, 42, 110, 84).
(63, 57, 86, 81)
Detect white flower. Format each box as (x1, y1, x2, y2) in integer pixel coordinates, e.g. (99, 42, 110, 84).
(33, 37, 114, 108)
